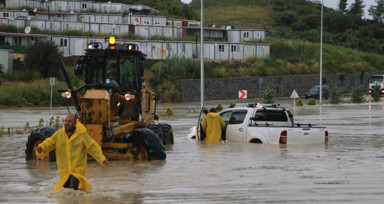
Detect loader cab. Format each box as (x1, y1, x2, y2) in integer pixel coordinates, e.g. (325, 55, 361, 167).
(74, 37, 145, 95)
(72, 37, 149, 122)
(84, 55, 142, 94)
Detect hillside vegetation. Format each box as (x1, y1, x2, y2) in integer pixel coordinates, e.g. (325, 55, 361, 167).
(188, 0, 384, 55)
(1, 0, 384, 104)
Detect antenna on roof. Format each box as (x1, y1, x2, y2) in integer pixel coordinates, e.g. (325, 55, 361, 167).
(25, 26, 31, 34)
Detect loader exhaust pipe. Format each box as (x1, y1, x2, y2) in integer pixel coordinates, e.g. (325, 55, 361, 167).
(58, 56, 80, 111)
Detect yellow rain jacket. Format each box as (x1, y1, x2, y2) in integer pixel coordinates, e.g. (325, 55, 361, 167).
(37, 122, 106, 192)
(201, 112, 226, 142)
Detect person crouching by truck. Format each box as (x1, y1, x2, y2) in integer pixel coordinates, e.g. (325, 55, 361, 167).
(34, 114, 109, 192)
(201, 108, 226, 142)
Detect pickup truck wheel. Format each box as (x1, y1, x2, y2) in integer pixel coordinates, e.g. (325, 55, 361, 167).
(249, 139, 263, 144)
(125, 128, 166, 160)
(25, 127, 56, 162)
(159, 123, 174, 145)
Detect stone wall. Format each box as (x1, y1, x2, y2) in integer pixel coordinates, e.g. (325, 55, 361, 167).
(175, 71, 384, 101)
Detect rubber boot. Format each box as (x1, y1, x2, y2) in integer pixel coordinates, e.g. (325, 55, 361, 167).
(63, 175, 79, 190)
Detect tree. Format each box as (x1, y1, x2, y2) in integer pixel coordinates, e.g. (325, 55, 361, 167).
(24, 40, 61, 78)
(369, 0, 384, 23)
(338, 0, 348, 13)
(348, 0, 365, 19)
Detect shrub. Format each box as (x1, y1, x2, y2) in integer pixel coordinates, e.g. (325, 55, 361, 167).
(307, 98, 316, 105)
(350, 84, 364, 103)
(262, 88, 275, 104)
(296, 98, 303, 106)
(216, 103, 223, 112)
(330, 88, 343, 104)
(156, 81, 182, 102)
(164, 108, 174, 117)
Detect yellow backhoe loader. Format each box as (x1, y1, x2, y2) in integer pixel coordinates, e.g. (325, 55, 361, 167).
(26, 36, 173, 161)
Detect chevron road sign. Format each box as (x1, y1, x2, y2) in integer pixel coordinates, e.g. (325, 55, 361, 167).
(239, 90, 247, 99)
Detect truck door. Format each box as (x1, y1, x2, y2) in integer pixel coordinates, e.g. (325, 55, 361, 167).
(221, 109, 248, 142)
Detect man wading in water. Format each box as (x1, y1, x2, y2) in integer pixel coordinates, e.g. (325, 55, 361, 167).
(201, 108, 226, 142)
(34, 114, 108, 192)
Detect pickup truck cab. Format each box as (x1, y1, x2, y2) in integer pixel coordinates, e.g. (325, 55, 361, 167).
(188, 103, 328, 144)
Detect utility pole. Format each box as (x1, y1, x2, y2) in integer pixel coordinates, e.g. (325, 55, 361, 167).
(46, 0, 50, 20)
(200, 0, 204, 108)
(319, 0, 323, 105)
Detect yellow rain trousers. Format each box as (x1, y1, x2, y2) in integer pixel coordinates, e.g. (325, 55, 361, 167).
(201, 112, 226, 142)
(37, 122, 106, 192)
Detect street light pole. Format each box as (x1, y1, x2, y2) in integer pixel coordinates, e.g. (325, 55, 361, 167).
(89, 16, 91, 36)
(46, 0, 50, 20)
(200, 0, 204, 108)
(319, 0, 323, 104)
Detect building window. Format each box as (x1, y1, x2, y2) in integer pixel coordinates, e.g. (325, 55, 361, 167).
(218, 45, 224, 52)
(60, 39, 68, 47)
(258, 46, 264, 55)
(71, 3, 76, 10)
(246, 46, 252, 53)
(14, 37, 22, 45)
(154, 18, 160, 25)
(243, 32, 249, 39)
(49, 23, 55, 29)
(231, 45, 239, 53)
(164, 28, 170, 35)
(143, 18, 150, 24)
(82, 3, 87, 9)
(3, 13, 9, 18)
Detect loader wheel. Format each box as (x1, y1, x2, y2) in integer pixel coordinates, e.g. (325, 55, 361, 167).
(159, 123, 174, 145)
(147, 124, 164, 142)
(25, 127, 56, 162)
(125, 128, 166, 160)
(131, 143, 148, 160)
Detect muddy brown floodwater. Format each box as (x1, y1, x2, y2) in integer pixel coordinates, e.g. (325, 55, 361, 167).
(1, 101, 384, 203)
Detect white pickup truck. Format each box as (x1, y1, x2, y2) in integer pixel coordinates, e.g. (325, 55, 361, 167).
(188, 103, 328, 144)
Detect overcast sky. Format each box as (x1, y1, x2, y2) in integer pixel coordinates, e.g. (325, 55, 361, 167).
(181, 0, 377, 19)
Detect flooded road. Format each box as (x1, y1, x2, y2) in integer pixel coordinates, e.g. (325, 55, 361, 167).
(1, 101, 384, 203)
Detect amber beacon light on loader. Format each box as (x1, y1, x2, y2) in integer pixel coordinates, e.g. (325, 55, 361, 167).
(25, 36, 174, 161)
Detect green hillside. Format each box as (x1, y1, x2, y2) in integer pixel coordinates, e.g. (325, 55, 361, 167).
(2, 0, 384, 104)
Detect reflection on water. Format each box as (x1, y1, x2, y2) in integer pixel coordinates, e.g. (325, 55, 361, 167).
(1, 101, 384, 203)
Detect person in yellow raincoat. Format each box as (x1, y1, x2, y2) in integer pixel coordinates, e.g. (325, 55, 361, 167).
(201, 108, 226, 142)
(34, 114, 109, 192)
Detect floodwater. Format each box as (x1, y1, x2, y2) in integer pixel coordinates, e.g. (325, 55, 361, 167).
(1, 100, 384, 203)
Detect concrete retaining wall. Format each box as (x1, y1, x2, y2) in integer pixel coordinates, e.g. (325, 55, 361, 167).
(175, 71, 384, 101)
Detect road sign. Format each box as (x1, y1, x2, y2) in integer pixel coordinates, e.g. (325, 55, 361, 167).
(290, 89, 299, 98)
(239, 90, 247, 99)
(50, 77, 55, 85)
